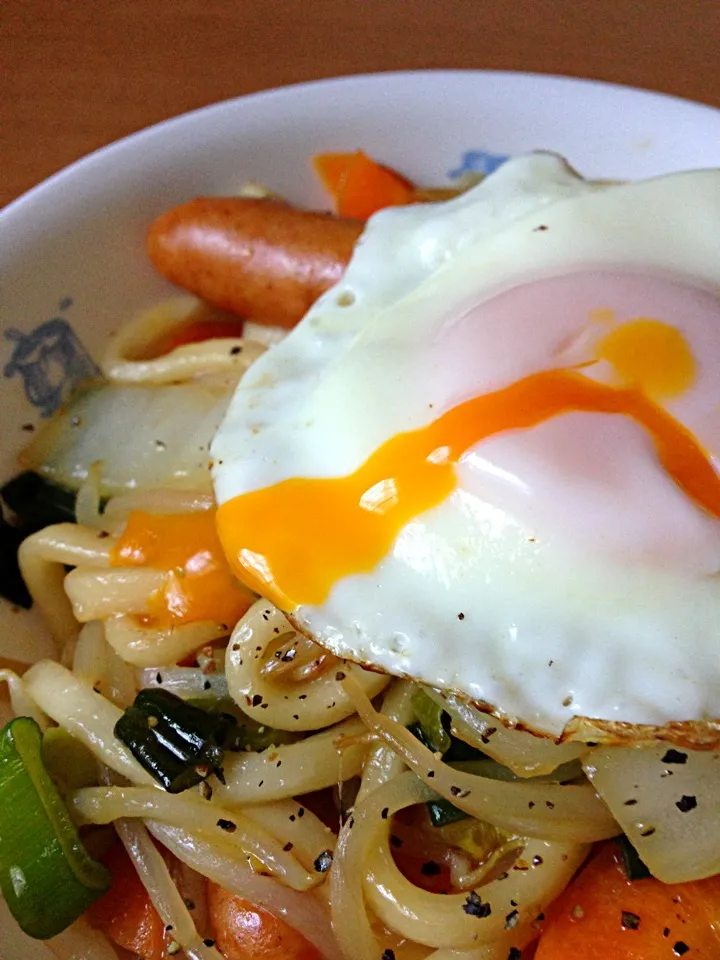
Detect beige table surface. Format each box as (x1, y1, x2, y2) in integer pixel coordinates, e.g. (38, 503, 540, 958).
(2, 0, 720, 209)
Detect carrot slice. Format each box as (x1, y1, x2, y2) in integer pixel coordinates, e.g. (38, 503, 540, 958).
(207, 881, 322, 960)
(312, 152, 356, 197)
(86, 841, 170, 960)
(535, 842, 720, 959)
(313, 150, 415, 221)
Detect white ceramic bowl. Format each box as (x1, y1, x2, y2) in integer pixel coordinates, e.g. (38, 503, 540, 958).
(1, 67, 720, 957)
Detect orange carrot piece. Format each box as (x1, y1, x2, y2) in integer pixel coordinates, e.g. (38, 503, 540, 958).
(313, 150, 415, 221)
(207, 881, 322, 960)
(312, 152, 357, 196)
(86, 842, 170, 960)
(535, 842, 720, 959)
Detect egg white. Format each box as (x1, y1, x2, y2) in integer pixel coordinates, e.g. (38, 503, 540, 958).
(212, 153, 720, 736)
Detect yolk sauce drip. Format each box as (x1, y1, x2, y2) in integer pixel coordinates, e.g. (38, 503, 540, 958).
(217, 359, 720, 612)
(111, 509, 253, 627)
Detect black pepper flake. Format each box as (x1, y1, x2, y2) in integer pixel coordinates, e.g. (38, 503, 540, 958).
(165, 924, 174, 932)
(457, 612, 465, 620)
(420, 860, 441, 876)
(663, 928, 671, 937)
(381, 807, 389, 819)
(676, 795, 697, 813)
(662, 749, 688, 764)
(203, 940, 215, 948)
(314, 849, 333, 873)
(155, 672, 163, 684)
(21, 423, 34, 432)
(258, 780, 264, 787)
(203, 680, 212, 690)
(390, 834, 403, 848)
(463, 890, 492, 918)
(184, 898, 196, 911)
(289, 815, 296, 822)
(528, 801, 535, 809)
(673, 943, 690, 956)
(252, 694, 263, 707)
(533, 224, 549, 232)
(217, 818, 236, 833)
(623, 798, 638, 806)
(283, 842, 294, 852)
(450, 785, 470, 798)
(297, 807, 305, 818)
(640, 827, 656, 838)
(505, 909, 519, 929)
(335, 670, 346, 681)
(292, 714, 299, 720)
(298, 694, 307, 700)
(276, 760, 282, 767)
(507, 950, 522, 960)
(428, 770, 435, 778)
(260, 702, 268, 709)
(481, 727, 497, 744)
(545, 800, 555, 809)
(532, 855, 544, 866)
(621, 911, 641, 930)
(281, 648, 296, 662)
(381, 950, 396, 960)
(348, 816, 354, 829)
(230, 345, 242, 356)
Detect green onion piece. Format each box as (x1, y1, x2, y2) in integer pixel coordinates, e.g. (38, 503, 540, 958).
(115, 688, 240, 793)
(411, 689, 451, 756)
(616, 834, 651, 880)
(0, 717, 111, 939)
(426, 796, 470, 828)
(1, 472, 77, 531)
(186, 697, 300, 751)
(42, 727, 100, 794)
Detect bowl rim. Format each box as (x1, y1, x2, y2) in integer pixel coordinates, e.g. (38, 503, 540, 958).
(3, 67, 720, 224)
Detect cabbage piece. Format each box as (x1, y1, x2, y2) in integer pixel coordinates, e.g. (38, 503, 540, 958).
(584, 744, 720, 882)
(22, 383, 230, 495)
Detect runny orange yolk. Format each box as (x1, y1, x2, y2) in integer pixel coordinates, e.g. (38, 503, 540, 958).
(216, 357, 720, 613)
(111, 509, 254, 628)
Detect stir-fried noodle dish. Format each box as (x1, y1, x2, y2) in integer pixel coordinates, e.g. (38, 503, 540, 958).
(4, 149, 720, 959)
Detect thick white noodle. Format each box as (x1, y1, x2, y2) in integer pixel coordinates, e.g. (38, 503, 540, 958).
(242, 799, 338, 872)
(104, 614, 227, 667)
(64, 568, 167, 621)
(102, 299, 266, 385)
(72, 786, 320, 891)
(149, 821, 344, 960)
(331, 771, 587, 958)
(213, 716, 370, 806)
(356, 680, 415, 804)
(427, 689, 587, 777)
(0, 669, 48, 728)
(226, 600, 389, 731)
(18, 525, 114, 648)
(114, 816, 223, 960)
(24, 660, 155, 785)
(72, 621, 108, 690)
(103, 488, 214, 521)
(344, 676, 618, 843)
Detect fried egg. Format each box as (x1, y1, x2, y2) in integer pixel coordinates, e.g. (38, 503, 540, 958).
(211, 152, 720, 738)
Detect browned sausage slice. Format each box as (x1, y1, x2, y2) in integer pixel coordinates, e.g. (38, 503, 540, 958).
(146, 197, 363, 328)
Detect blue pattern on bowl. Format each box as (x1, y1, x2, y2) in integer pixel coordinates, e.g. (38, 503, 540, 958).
(448, 149, 509, 179)
(3, 299, 99, 418)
